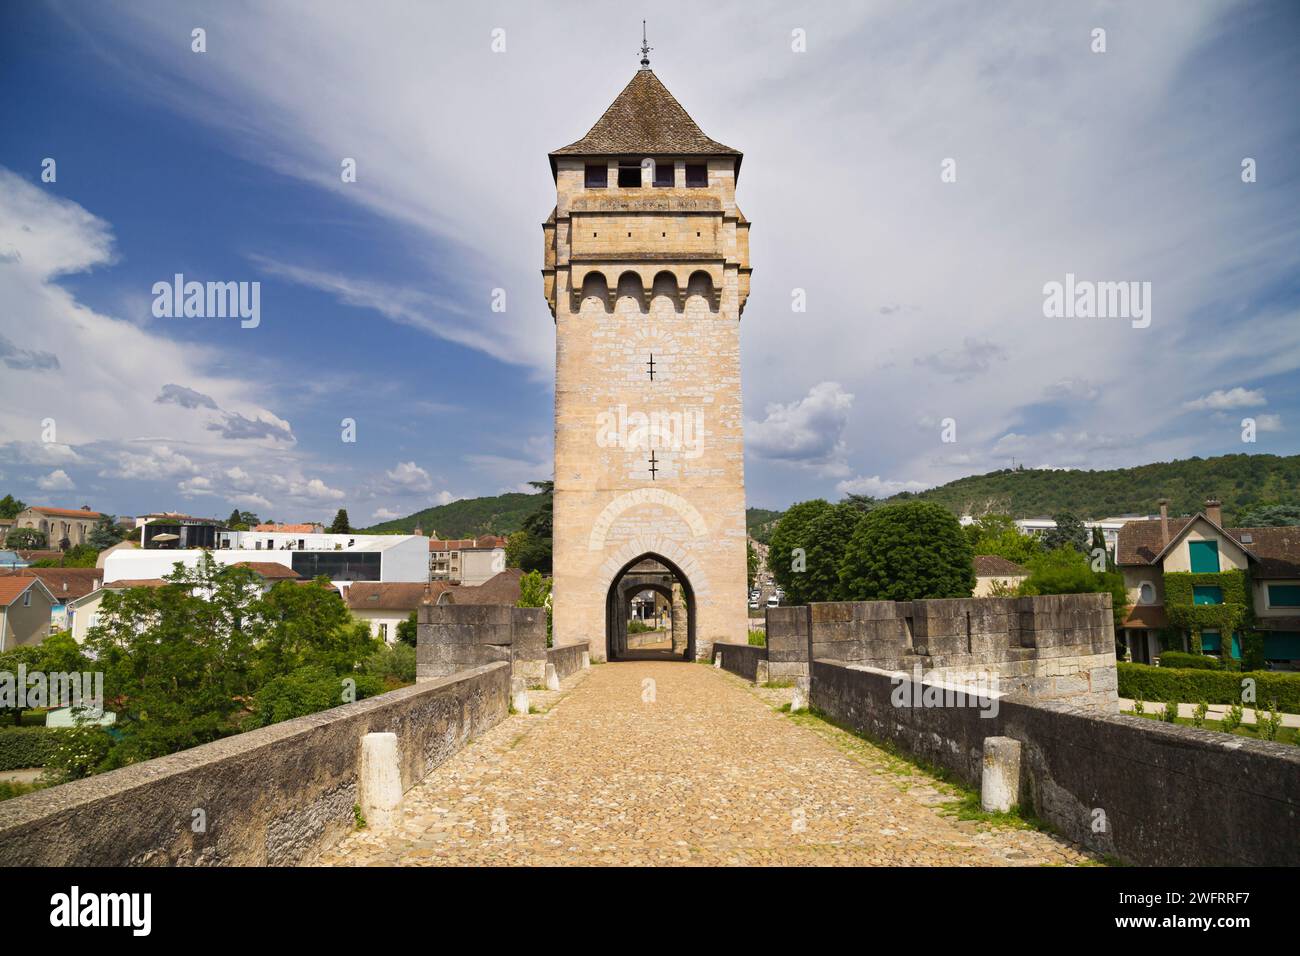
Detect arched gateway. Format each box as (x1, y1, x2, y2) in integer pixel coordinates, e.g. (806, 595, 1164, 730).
(543, 49, 752, 661)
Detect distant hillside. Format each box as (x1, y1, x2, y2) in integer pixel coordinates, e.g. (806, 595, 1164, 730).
(888, 454, 1300, 522)
(363, 492, 543, 538)
(363, 454, 1299, 538)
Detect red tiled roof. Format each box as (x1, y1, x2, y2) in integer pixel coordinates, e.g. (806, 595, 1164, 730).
(974, 555, 1028, 577)
(345, 581, 448, 611)
(232, 561, 302, 579)
(0, 568, 103, 601)
(106, 578, 169, 589)
(429, 538, 477, 552)
(29, 506, 103, 519)
(0, 576, 49, 607)
(1116, 517, 1300, 576)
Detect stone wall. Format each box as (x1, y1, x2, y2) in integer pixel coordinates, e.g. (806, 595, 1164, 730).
(769, 594, 1117, 711)
(712, 641, 768, 681)
(547, 641, 589, 683)
(809, 659, 1300, 866)
(0, 663, 510, 866)
(418, 604, 547, 686)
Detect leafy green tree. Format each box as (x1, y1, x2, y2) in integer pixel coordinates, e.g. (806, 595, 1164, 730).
(768, 499, 833, 602)
(88, 516, 125, 550)
(1236, 504, 1300, 526)
(246, 665, 383, 728)
(1042, 512, 1088, 553)
(0, 632, 91, 726)
(253, 577, 377, 681)
(0, 495, 26, 519)
(6, 527, 47, 550)
(801, 503, 866, 602)
(514, 480, 553, 574)
(746, 540, 758, 590)
(328, 509, 352, 534)
(839, 493, 878, 513)
(839, 501, 975, 601)
(962, 514, 1041, 565)
(396, 610, 418, 647)
(1017, 547, 1128, 628)
(516, 569, 552, 646)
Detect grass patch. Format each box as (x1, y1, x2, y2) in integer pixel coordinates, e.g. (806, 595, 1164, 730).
(0, 780, 45, 802)
(762, 679, 795, 689)
(352, 803, 366, 829)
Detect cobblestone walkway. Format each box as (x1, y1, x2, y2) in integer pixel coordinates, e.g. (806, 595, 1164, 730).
(316, 660, 1093, 866)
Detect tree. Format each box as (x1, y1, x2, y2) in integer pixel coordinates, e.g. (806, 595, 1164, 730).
(328, 509, 352, 534)
(1236, 504, 1300, 527)
(1042, 512, 1088, 553)
(768, 499, 833, 602)
(801, 502, 866, 602)
(225, 509, 259, 530)
(0, 632, 91, 726)
(838, 501, 975, 602)
(1018, 547, 1128, 628)
(396, 610, 418, 647)
(516, 570, 553, 646)
(0, 495, 25, 519)
(839, 493, 878, 514)
(6, 527, 47, 550)
(509, 481, 553, 574)
(88, 516, 125, 550)
(746, 540, 758, 590)
(962, 514, 1042, 565)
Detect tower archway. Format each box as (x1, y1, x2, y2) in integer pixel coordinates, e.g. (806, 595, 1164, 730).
(604, 553, 694, 661)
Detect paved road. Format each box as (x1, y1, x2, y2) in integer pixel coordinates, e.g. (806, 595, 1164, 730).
(316, 659, 1091, 866)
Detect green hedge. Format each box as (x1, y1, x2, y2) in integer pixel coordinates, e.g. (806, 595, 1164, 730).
(0, 727, 64, 771)
(1118, 663, 1300, 713)
(1158, 651, 1221, 670)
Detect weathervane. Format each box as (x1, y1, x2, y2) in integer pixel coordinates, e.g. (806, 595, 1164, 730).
(639, 20, 652, 70)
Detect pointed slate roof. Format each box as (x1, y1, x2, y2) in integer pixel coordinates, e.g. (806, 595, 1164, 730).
(550, 69, 741, 177)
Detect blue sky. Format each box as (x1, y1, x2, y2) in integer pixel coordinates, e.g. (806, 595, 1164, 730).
(1, 0, 1298, 524)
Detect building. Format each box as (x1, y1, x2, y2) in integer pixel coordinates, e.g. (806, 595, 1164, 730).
(973, 555, 1029, 597)
(1005, 516, 1146, 556)
(1115, 498, 1300, 668)
(345, 569, 525, 643)
(138, 513, 227, 549)
(544, 47, 751, 661)
(11, 505, 103, 549)
(251, 522, 325, 535)
(0, 576, 56, 650)
(428, 536, 507, 584)
(102, 533, 429, 586)
(0, 568, 104, 632)
(0, 518, 13, 546)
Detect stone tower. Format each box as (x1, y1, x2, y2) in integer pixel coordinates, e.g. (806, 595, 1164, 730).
(543, 52, 751, 662)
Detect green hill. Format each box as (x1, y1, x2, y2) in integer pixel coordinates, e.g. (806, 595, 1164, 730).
(363, 492, 543, 538)
(888, 453, 1300, 522)
(364, 454, 1300, 538)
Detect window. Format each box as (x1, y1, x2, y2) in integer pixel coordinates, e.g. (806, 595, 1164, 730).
(1138, 582, 1156, 605)
(584, 164, 607, 188)
(1201, 630, 1222, 654)
(617, 161, 641, 187)
(22, 589, 31, 607)
(653, 160, 674, 187)
(1193, 585, 1223, 605)
(1188, 540, 1220, 573)
(378, 623, 389, 642)
(1268, 585, 1300, 608)
(685, 163, 708, 187)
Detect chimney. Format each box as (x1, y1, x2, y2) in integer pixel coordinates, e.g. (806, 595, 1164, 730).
(1158, 499, 1170, 547)
(1205, 498, 1222, 526)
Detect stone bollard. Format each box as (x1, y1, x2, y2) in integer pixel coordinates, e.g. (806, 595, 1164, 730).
(545, 662, 561, 691)
(359, 732, 403, 831)
(980, 736, 1022, 813)
(790, 677, 809, 713)
(580, 650, 590, 669)
(511, 677, 530, 715)
(755, 659, 770, 684)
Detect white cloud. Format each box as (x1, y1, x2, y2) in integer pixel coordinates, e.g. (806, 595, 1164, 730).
(747, 382, 853, 475)
(178, 475, 214, 496)
(371, 507, 402, 521)
(1183, 388, 1267, 411)
(37, 469, 75, 491)
(1254, 413, 1283, 432)
(294, 478, 345, 501)
(385, 460, 433, 492)
(231, 493, 273, 510)
(835, 475, 929, 498)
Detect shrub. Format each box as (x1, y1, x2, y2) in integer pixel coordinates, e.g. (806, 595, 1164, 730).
(245, 665, 385, 728)
(364, 642, 416, 688)
(747, 629, 766, 647)
(1260, 700, 1283, 741)
(0, 727, 64, 771)
(1191, 700, 1209, 728)
(1221, 703, 1244, 734)
(42, 725, 116, 782)
(1160, 700, 1179, 722)
(838, 501, 975, 602)
(1159, 650, 1221, 671)
(1118, 663, 1300, 714)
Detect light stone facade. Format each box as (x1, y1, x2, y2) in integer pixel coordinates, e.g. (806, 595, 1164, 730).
(544, 67, 751, 660)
